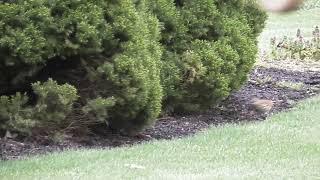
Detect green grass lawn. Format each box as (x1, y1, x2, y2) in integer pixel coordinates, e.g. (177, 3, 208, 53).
(1, 95, 320, 179)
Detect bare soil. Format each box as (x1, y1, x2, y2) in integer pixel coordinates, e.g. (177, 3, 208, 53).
(1, 66, 320, 160)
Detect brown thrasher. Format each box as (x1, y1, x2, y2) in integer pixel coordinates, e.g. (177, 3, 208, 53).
(250, 98, 274, 115)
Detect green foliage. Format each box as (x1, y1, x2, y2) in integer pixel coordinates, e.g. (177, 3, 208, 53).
(81, 1, 163, 133)
(82, 97, 116, 123)
(0, 79, 78, 135)
(270, 27, 320, 61)
(146, 0, 267, 112)
(0, 0, 266, 136)
(0, 0, 107, 64)
(0, 93, 35, 135)
(31, 79, 78, 129)
(0, 0, 110, 92)
(0, 0, 163, 135)
(244, 0, 268, 36)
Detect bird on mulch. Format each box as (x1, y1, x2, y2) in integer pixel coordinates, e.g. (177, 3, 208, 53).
(119, 128, 153, 139)
(250, 98, 274, 117)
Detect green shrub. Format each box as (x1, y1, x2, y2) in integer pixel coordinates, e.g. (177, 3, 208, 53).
(0, 79, 77, 135)
(81, 1, 163, 134)
(0, 0, 108, 94)
(145, 0, 267, 113)
(0, 0, 266, 136)
(0, 92, 34, 135)
(82, 97, 116, 124)
(31, 79, 78, 131)
(0, 0, 163, 135)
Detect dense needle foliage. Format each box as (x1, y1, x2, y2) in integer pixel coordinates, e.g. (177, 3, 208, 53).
(145, 0, 267, 112)
(0, 0, 266, 136)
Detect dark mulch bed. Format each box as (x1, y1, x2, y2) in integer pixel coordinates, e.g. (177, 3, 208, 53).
(1, 67, 320, 160)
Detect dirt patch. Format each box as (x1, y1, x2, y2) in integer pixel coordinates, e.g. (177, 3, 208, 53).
(1, 67, 320, 160)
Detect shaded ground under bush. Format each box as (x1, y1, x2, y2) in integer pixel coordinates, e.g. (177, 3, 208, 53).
(1, 66, 320, 160)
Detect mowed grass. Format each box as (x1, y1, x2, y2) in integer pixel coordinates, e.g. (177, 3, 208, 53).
(1, 95, 320, 179)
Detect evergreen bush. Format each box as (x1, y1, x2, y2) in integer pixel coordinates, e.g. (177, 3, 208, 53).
(0, 0, 162, 135)
(0, 0, 267, 136)
(0, 79, 77, 135)
(145, 0, 267, 113)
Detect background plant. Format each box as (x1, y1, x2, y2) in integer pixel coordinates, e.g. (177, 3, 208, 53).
(299, 0, 320, 10)
(270, 26, 320, 61)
